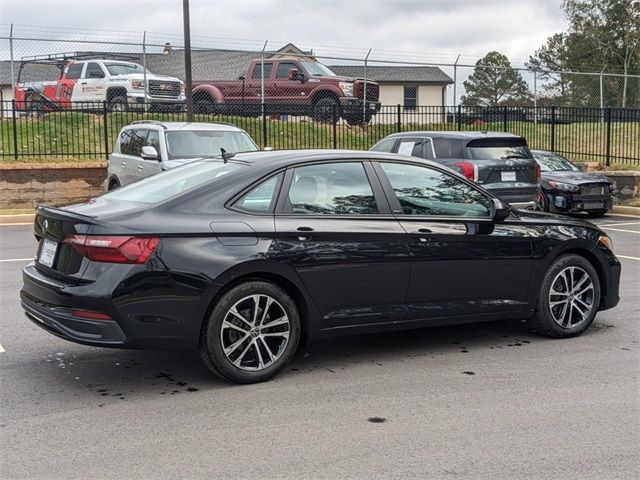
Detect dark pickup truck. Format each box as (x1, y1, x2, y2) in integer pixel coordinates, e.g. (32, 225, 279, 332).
(192, 59, 381, 124)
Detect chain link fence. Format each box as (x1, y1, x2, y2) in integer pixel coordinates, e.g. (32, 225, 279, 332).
(1, 24, 639, 166)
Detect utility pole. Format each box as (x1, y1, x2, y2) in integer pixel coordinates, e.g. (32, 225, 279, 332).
(183, 0, 194, 121)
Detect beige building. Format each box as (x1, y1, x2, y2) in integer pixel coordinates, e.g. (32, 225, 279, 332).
(330, 65, 453, 124)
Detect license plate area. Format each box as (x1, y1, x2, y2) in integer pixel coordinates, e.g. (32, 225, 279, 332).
(39, 239, 58, 268)
(501, 171, 517, 182)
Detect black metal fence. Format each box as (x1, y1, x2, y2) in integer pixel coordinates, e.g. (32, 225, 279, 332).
(1, 101, 639, 166)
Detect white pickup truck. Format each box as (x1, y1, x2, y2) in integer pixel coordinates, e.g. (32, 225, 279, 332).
(15, 59, 186, 111)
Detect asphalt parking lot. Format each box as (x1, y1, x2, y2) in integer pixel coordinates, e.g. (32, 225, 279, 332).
(0, 214, 638, 479)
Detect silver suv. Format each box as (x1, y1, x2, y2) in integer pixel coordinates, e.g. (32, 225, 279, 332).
(106, 121, 259, 189)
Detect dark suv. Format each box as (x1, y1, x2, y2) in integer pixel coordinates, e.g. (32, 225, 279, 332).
(371, 131, 540, 209)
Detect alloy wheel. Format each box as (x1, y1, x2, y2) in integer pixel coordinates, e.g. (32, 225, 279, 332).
(219, 294, 290, 371)
(548, 266, 595, 328)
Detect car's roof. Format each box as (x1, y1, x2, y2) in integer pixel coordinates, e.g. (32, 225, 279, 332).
(384, 131, 522, 140)
(126, 121, 243, 132)
(224, 149, 443, 170)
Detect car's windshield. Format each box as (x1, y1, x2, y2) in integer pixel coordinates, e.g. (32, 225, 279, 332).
(102, 160, 241, 204)
(104, 63, 148, 75)
(165, 130, 258, 160)
(533, 152, 580, 172)
(299, 61, 336, 77)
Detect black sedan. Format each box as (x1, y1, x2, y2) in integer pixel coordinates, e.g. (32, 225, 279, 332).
(21, 150, 621, 383)
(532, 150, 614, 217)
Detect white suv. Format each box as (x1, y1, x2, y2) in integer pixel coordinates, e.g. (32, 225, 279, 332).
(106, 121, 259, 189)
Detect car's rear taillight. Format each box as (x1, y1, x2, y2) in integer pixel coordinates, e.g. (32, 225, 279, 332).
(535, 162, 541, 182)
(72, 309, 113, 321)
(64, 235, 159, 264)
(455, 162, 477, 182)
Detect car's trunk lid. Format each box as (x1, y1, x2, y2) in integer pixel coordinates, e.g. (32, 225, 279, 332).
(465, 138, 538, 186)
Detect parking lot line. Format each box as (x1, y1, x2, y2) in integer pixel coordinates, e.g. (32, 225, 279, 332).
(0, 258, 33, 263)
(0, 343, 5, 353)
(599, 221, 640, 227)
(600, 227, 640, 234)
(617, 255, 640, 261)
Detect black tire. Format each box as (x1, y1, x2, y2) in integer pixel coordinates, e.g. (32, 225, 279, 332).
(528, 254, 601, 338)
(587, 209, 608, 218)
(107, 95, 128, 112)
(194, 93, 216, 114)
(312, 96, 340, 123)
(538, 191, 551, 212)
(108, 179, 120, 191)
(199, 281, 301, 384)
(344, 111, 372, 126)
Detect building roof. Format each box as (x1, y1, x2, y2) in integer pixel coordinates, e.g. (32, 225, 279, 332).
(329, 65, 453, 85)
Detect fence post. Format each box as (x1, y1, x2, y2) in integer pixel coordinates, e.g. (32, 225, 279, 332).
(550, 106, 556, 151)
(102, 101, 109, 160)
(502, 105, 508, 132)
(456, 104, 462, 130)
(12, 100, 18, 160)
(262, 103, 268, 148)
(332, 105, 337, 149)
(605, 107, 612, 167)
(396, 104, 401, 132)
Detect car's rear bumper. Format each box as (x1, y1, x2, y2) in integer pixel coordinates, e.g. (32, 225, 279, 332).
(20, 262, 202, 350)
(485, 185, 538, 209)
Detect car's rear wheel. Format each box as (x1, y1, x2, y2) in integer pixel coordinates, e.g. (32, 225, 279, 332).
(108, 179, 120, 191)
(538, 191, 551, 212)
(528, 254, 600, 338)
(199, 281, 301, 384)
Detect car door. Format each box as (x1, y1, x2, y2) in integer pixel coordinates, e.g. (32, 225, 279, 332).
(269, 61, 312, 105)
(373, 160, 534, 321)
(273, 161, 410, 327)
(138, 129, 163, 179)
(75, 62, 106, 103)
(117, 128, 148, 185)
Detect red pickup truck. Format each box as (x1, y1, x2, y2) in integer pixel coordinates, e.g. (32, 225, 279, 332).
(192, 59, 381, 125)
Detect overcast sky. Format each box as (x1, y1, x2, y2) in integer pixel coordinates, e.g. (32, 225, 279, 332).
(1, 0, 568, 65)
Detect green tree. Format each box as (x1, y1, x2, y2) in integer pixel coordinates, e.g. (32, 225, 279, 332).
(461, 52, 532, 107)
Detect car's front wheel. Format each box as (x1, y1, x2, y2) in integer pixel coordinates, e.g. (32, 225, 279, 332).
(528, 254, 601, 338)
(199, 281, 301, 384)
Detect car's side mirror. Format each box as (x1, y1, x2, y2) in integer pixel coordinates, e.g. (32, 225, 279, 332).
(491, 198, 511, 222)
(141, 145, 160, 160)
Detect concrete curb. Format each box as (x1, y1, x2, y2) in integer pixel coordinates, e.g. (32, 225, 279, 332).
(612, 205, 640, 216)
(0, 214, 35, 225)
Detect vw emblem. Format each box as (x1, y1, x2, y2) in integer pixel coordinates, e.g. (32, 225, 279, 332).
(42, 219, 48, 232)
(505, 160, 515, 166)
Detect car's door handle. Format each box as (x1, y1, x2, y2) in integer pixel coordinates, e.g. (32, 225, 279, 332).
(137, 165, 143, 170)
(296, 226, 314, 232)
(417, 228, 432, 233)
(80, 81, 87, 85)
(121, 162, 126, 167)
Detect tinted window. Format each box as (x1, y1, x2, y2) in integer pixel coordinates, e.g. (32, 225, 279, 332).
(380, 163, 491, 217)
(404, 86, 417, 110)
(66, 63, 83, 80)
(251, 63, 273, 80)
(533, 152, 579, 172)
(397, 139, 428, 158)
(371, 138, 397, 153)
(432, 138, 464, 158)
(276, 62, 297, 79)
(145, 130, 161, 154)
(235, 174, 282, 213)
(103, 161, 241, 204)
(165, 130, 258, 160)
(288, 163, 377, 215)
(120, 129, 147, 156)
(84, 62, 105, 78)
(466, 138, 532, 160)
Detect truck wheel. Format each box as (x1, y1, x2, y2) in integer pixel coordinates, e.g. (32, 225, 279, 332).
(194, 93, 216, 114)
(344, 110, 372, 126)
(312, 97, 340, 123)
(107, 95, 128, 112)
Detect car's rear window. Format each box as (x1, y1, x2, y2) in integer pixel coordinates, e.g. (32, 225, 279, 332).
(466, 138, 532, 160)
(102, 160, 241, 204)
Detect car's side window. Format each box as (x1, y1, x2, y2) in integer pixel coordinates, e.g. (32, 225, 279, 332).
(371, 138, 397, 153)
(145, 130, 161, 154)
(234, 173, 283, 213)
(287, 162, 378, 215)
(120, 129, 148, 157)
(276, 62, 297, 80)
(66, 63, 83, 80)
(251, 63, 273, 80)
(432, 138, 464, 159)
(380, 162, 491, 217)
(397, 138, 429, 158)
(84, 62, 105, 79)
